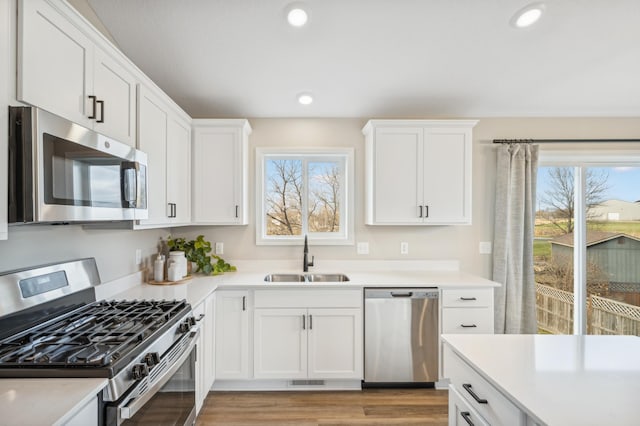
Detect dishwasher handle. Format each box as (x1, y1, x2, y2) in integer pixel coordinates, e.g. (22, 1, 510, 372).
(365, 288, 438, 299)
(391, 292, 413, 298)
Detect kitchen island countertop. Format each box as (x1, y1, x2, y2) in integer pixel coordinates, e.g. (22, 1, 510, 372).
(0, 378, 107, 426)
(442, 334, 640, 426)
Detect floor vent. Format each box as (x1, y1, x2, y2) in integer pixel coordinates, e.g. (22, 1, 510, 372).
(290, 380, 325, 386)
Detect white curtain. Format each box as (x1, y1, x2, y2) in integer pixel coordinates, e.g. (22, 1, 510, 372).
(493, 143, 539, 334)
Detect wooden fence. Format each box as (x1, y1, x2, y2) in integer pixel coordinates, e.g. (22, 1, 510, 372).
(535, 283, 640, 336)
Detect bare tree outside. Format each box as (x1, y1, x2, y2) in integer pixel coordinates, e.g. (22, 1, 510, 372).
(538, 167, 610, 234)
(265, 159, 342, 236)
(265, 159, 303, 235)
(308, 162, 340, 233)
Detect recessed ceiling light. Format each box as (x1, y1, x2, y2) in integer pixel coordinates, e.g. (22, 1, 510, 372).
(286, 4, 308, 27)
(511, 3, 545, 28)
(297, 93, 313, 105)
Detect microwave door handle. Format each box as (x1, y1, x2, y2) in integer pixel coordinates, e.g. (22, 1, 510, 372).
(121, 162, 138, 207)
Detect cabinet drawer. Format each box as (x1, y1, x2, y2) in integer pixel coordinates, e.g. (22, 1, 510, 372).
(444, 345, 524, 426)
(449, 384, 489, 426)
(442, 288, 492, 308)
(442, 308, 493, 333)
(254, 289, 362, 308)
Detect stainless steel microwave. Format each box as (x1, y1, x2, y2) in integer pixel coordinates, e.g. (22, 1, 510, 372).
(8, 106, 148, 224)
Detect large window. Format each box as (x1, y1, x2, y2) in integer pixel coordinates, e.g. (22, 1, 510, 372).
(256, 148, 354, 245)
(534, 150, 640, 336)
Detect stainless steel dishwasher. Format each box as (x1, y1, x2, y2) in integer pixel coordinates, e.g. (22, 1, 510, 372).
(363, 288, 439, 386)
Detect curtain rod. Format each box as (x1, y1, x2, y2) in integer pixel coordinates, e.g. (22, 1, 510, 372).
(492, 138, 640, 144)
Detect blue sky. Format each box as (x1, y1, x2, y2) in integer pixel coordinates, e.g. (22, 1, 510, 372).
(537, 167, 640, 204)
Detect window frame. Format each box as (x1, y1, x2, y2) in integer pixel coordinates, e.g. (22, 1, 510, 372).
(255, 147, 355, 245)
(538, 147, 640, 334)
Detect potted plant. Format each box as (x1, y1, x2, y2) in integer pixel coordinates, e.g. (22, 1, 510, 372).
(167, 235, 236, 275)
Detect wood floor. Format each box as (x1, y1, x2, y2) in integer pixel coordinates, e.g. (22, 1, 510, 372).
(196, 388, 449, 425)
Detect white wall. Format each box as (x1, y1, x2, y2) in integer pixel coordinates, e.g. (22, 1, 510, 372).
(177, 117, 640, 279)
(0, 225, 168, 283)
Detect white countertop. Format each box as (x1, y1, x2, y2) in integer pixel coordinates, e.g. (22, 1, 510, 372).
(103, 260, 498, 308)
(0, 378, 107, 426)
(442, 334, 640, 426)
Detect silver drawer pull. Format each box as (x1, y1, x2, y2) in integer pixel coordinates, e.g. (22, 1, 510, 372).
(460, 411, 475, 426)
(462, 383, 488, 404)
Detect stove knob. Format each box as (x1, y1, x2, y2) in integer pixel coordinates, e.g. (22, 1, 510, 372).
(131, 363, 149, 380)
(144, 352, 161, 367)
(179, 318, 194, 333)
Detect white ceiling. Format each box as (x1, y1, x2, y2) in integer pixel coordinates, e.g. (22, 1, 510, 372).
(86, 0, 640, 118)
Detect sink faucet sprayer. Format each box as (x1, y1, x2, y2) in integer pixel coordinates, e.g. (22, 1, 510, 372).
(303, 235, 314, 272)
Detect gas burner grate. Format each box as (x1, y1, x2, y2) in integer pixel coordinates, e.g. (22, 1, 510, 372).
(0, 299, 188, 368)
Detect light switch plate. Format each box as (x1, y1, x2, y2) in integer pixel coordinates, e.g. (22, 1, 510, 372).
(215, 242, 224, 255)
(135, 249, 142, 265)
(357, 242, 369, 255)
(479, 241, 492, 254)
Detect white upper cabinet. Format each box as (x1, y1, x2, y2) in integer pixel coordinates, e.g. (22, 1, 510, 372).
(192, 120, 251, 225)
(136, 84, 191, 228)
(18, 0, 136, 146)
(363, 119, 477, 225)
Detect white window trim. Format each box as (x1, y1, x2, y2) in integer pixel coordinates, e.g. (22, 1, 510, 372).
(538, 147, 640, 334)
(255, 147, 355, 246)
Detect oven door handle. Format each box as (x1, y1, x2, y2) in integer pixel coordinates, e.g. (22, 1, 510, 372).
(120, 329, 199, 420)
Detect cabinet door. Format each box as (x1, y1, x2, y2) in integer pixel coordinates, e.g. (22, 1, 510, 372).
(136, 85, 168, 226)
(254, 309, 307, 379)
(372, 127, 423, 224)
(192, 126, 246, 224)
(423, 127, 472, 224)
(18, 0, 93, 128)
(215, 291, 250, 380)
(167, 115, 191, 224)
(93, 48, 136, 146)
(307, 308, 363, 379)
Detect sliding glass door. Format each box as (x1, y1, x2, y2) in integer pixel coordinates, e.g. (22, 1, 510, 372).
(534, 163, 640, 336)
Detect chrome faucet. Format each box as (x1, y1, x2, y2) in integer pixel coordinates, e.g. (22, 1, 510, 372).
(303, 235, 314, 272)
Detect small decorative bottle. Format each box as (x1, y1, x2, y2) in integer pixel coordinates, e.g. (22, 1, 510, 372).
(153, 252, 165, 282)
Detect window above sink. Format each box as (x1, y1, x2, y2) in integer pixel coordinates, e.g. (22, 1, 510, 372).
(255, 148, 354, 246)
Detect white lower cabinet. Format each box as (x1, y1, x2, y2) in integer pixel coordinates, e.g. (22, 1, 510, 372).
(253, 307, 362, 380)
(444, 344, 525, 426)
(215, 290, 251, 380)
(64, 395, 98, 426)
(448, 384, 489, 426)
(194, 293, 215, 415)
(440, 288, 494, 380)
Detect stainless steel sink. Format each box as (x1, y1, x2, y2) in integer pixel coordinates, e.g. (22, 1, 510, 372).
(263, 274, 306, 282)
(263, 273, 350, 282)
(304, 273, 350, 282)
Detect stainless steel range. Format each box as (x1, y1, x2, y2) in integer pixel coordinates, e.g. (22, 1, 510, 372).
(0, 258, 199, 426)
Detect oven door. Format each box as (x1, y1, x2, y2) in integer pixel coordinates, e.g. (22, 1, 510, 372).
(106, 329, 198, 426)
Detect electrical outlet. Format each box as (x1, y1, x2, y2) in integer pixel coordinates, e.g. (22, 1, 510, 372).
(215, 242, 224, 255)
(479, 241, 492, 254)
(400, 242, 409, 255)
(357, 242, 369, 255)
(135, 249, 142, 265)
